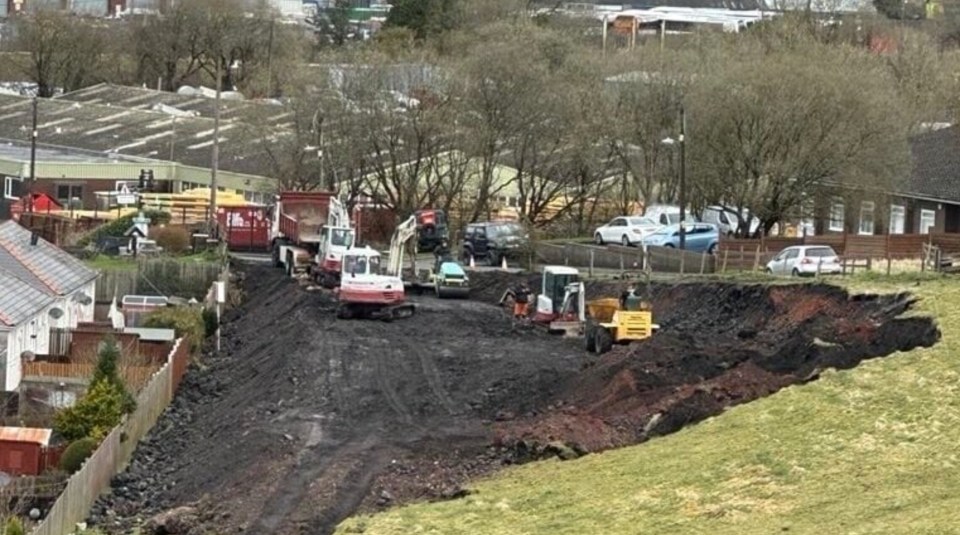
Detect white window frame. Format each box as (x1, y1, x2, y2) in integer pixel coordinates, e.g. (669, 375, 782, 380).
(889, 205, 905, 235)
(829, 200, 845, 232)
(4, 176, 22, 200)
(858, 201, 875, 235)
(920, 209, 936, 234)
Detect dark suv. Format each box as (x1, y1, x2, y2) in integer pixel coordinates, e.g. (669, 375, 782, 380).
(461, 221, 530, 266)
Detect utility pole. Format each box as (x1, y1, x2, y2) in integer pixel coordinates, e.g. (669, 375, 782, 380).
(209, 59, 221, 235)
(678, 105, 687, 250)
(28, 96, 38, 213)
(313, 111, 325, 189)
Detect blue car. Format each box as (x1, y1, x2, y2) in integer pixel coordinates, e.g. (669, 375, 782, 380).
(641, 222, 720, 254)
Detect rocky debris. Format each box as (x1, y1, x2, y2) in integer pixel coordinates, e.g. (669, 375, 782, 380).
(143, 506, 199, 535)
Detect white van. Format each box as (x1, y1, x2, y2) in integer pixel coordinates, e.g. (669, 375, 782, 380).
(700, 206, 760, 236)
(643, 204, 699, 227)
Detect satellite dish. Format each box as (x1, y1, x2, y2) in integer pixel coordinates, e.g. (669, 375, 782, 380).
(20, 351, 36, 362)
(48, 307, 64, 320)
(73, 292, 93, 306)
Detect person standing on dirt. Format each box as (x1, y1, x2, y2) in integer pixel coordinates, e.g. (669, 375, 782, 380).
(501, 281, 532, 321)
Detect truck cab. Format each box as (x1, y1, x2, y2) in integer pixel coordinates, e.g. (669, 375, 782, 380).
(316, 225, 355, 275)
(534, 266, 581, 324)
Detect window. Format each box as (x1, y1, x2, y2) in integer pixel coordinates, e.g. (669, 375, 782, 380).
(4, 176, 22, 200)
(920, 209, 936, 234)
(829, 201, 845, 232)
(858, 201, 875, 235)
(889, 205, 905, 234)
(56, 184, 83, 203)
(785, 249, 800, 260)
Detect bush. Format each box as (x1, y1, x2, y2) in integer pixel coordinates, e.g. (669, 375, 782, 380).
(4, 517, 24, 535)
(59, 437, 98, 474)
(78, 209, 171, 247)
(144, 307, 205, 350)
(202, 307, 219, 338)
(54, 338, 137, 442)
(153, 226, 191, 255)
(54, 380, 133, 442)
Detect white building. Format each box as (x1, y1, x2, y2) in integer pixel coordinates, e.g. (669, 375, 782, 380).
(0, 221, 97, 391)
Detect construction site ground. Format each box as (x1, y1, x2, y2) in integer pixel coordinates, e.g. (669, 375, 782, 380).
(91, 264, 940, 535)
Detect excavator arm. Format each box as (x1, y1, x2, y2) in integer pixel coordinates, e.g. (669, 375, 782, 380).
(386, 215, 418, 277)
(329, 197, 349, 228)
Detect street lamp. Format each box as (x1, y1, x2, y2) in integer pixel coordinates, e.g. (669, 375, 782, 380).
(661, 106, 687, 250)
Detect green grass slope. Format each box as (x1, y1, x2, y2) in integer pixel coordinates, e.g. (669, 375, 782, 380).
(337, 275, 960, 535)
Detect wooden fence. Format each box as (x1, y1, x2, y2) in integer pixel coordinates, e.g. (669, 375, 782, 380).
(22, 362, 160, 393)
(29, 338, 189, 535)
(96, 257, 223, 303)
(719, 233, 960, 259)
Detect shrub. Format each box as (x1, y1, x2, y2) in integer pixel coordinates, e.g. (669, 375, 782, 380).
(144, 307, 205, 351)
(152, 226, 190, 255)
(202, 307, 219, 338)
(59, 437, 98, 474)
(4, 517, 24, 535)
(54, 380, 132, 442)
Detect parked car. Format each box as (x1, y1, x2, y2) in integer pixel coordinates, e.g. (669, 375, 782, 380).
(594, 216, 661, 246)
(641, 222, 720, 254)
(700, 206, 760, 237)
(461, 221, 530, 266)
(643, 204, 700, 227)
(765, 246, 841, 277)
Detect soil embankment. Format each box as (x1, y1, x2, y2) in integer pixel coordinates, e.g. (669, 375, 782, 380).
(90, 265, 938, 535)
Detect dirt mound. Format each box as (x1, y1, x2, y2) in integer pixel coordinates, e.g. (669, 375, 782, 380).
(492, 283, 939, 454)
(89, 266, 938, 535)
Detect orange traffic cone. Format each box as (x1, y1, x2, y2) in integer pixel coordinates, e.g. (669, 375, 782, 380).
(501, 255, 508, 270)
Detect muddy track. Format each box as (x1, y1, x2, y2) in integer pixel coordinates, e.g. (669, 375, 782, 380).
(90, 265, 938, 535)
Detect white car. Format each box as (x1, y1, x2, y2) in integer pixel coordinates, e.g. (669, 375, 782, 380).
(701, 206, 760, 237)
(643, 204, 699, 227)
(594, 216, 661, 246)
(765, 245, 842, 277)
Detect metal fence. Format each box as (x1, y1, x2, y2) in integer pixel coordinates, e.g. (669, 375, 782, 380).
(534, 242, 716, 275)
(29, 338, 189, 535)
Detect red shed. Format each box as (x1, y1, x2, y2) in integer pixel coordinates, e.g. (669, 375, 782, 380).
(0, 427, 54, 476)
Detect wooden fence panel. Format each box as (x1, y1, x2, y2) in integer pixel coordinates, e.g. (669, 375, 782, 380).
(889, 234, 929, 258)
(95, 258, 223, 303)
(30, 337, 188, 535)
(844, 235, 888, 258)
(931, 234, 960, 254)
(22, 363, 160, 392)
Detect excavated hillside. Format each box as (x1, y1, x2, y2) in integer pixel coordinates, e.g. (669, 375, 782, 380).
(89, 264, 938, 535)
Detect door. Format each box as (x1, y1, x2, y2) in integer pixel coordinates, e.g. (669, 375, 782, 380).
(473, 226, 490, 258)
(769, 249, 788, 274)
(782, 248, 800, 274)
(604, 218, 625, 242)
(684, 225, 707, 252)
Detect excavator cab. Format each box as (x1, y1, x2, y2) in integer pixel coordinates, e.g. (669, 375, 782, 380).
(534, 266, 580, 323)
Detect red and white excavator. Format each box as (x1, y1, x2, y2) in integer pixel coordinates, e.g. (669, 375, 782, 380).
(335, 215, 418, 321)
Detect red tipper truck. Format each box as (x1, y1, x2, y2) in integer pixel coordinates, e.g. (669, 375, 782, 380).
(270, 191, 335, 275)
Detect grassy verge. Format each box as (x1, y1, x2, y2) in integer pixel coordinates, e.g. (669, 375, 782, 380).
(84, 255, 139, 271)
(336, 274, 960, 535)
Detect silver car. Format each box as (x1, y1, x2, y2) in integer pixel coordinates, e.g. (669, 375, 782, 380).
(765, 246, 841, 277)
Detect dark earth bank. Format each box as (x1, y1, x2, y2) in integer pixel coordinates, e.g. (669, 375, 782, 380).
(88, 264, 938, 535)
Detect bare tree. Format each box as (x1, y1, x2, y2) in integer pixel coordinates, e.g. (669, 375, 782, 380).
(12, 10, 108, 96)
(687, 38, 910, 236)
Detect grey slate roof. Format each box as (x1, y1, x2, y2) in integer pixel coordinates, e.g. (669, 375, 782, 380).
(0, 269, 56, 328)
(905, 125, 960, 204)
(0, 221, 98, 297)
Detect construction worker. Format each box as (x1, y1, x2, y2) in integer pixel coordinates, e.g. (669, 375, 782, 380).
(500, 281, 532, 321)
(620, 284, 643, 311)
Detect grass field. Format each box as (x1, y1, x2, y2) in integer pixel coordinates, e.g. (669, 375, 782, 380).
(336, 273, 960, 535)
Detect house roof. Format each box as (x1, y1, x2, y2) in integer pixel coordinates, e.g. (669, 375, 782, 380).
(0, 221, 98, 297)
(0, 269, 57, 327)
(905, 125, 960, 204)
(0, 427, 52, 446)
(0, 90, 291, 177)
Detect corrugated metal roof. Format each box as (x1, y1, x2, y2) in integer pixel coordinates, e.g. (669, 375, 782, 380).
(0, 269, 57, 327)
(0, 427, 53, 446)
(0, 221, 97, 296)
